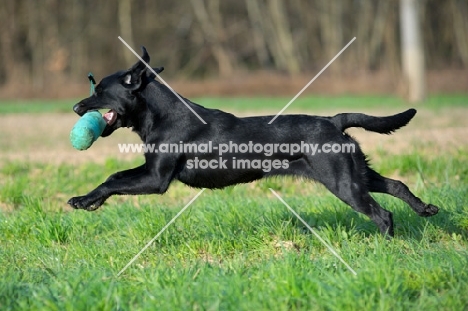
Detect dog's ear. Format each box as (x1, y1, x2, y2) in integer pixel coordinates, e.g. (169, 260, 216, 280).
(122, 46, 151, 90)
(145, 67, 164, 80)
(153, 67, 164, 74)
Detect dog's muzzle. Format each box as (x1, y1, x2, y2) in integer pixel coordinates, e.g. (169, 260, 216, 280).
(73, 102, 88, 116)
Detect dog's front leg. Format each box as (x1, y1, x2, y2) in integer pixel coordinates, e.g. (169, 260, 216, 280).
(105, 164, 146, 182)
(68, 167, 172, 211)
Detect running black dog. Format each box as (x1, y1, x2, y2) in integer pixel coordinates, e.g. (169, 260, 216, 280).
(68, 47, 439, 236)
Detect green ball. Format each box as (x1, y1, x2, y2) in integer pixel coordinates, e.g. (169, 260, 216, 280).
(70, 111, 107, 150)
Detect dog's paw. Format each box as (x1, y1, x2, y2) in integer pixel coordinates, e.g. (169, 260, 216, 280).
(67, 195, 105, 211)
(418, 204, 439, 217)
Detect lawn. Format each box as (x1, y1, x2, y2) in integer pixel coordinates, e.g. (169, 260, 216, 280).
(0, 96, 467, 310)
(0, 94, 467, 114)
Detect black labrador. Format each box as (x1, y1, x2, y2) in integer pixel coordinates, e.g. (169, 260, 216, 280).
(68, 47, 439, 236)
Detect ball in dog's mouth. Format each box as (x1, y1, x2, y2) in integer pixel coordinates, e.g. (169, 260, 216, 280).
(103, 110, 117, 125)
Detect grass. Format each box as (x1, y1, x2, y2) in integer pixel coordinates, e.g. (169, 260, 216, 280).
(0, 95, 467, 310)
(0, 149, 467, 310)
(0, 99, 76, 114)
(0, 94, 467, 114)
(198, 94, 468, 113)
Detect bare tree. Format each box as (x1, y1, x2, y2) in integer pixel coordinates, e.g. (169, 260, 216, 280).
(70, 0, 86, 81)
(318, 0, 343, 74)
(267, 0, 300, 74)
(118, 0, 135, 65)
(0, 0, 466, 96)
(245, 0, 269, 67)
(400, 0, 425, 102)
(190, 0, 234, 76)
(0, 2, 31, 87)
(451, 0, 468, 66)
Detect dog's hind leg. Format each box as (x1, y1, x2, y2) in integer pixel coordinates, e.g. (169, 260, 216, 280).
(366, 168, 439, 217)
(302, 158, 395, 236)
(323, 178, 395, 236)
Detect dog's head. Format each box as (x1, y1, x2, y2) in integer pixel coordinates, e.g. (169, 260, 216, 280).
(73, 47, 164, 137)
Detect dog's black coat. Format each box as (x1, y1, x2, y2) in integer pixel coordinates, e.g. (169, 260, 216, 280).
(68, 47, 439, 236)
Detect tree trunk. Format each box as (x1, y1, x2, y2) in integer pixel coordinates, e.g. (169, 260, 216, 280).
(0, 2, 22, 86)
(118, 0, 135, 65)
(451, 0, 468, 66)
(27, 0, 45, 90)
(245, 0, 269, 67)
(318, 0, 343, 74)
(267, 0, 300, 74)
(71, 0, 86, 82)
(400, 0, 425, 102)
(190, 0, 233, 76)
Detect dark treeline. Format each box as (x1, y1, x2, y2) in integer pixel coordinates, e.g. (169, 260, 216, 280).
(0, 0, 467, 92)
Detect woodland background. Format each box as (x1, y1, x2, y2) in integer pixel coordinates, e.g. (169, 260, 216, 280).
(0, 0, 467, 98)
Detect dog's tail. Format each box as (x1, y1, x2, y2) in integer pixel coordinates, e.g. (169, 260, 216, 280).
(330, 109, 416, 134)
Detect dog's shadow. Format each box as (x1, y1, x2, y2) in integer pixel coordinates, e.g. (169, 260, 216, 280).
(398, 206, 468, 240)
(270, 200, 467, 242)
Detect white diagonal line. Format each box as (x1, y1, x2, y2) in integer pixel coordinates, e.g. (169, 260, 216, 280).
(117, 188, 206, 277)
(118, 36, 207, 124)
(268, 37, 356, 124)
(269, 188, 357, 276)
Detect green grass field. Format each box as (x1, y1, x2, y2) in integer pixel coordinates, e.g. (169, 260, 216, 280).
(0, 96, 467, 310)
(0, 94, 466, 114)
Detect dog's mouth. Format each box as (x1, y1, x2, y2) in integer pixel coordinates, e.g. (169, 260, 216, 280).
(73, 102, 124, 137)
(102, 109, 118, 125)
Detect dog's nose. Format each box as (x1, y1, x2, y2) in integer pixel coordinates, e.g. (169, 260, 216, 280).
(73, 103, 86, 116)
(73, 103, 81, 113)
